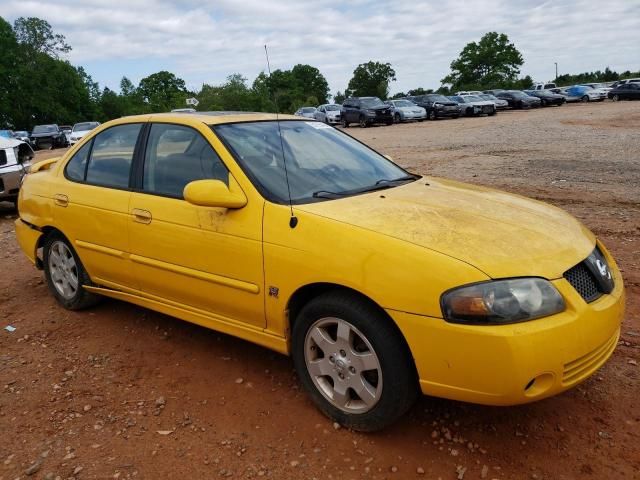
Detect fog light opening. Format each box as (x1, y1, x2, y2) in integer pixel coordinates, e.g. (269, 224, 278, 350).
(523, 372, 555, 398)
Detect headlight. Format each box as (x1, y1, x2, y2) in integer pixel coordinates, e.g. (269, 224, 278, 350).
(441, 278, 565, 325)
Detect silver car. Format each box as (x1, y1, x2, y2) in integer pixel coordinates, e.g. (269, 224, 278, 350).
(478, 94, 509, 110)
(385, 99, 426, 123)
(313, 104, 342, 124)
(69, 121, 100, 145)
(0, 137, 33, 205)
(294, 107, 317, 119)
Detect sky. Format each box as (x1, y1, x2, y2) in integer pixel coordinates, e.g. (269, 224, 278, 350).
(1, 0, 639, 97)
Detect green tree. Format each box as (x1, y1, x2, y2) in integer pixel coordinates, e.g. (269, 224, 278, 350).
(407, 87, 433, 96)
(138, 71, 188, 112)
(333, 91, 346, 104)
(441, 32, 523, 91)
(346, 61, 396, 99)
(290, 64, 329, 104)
(0, 17, 19, 127)
(13, 17, 71, 58)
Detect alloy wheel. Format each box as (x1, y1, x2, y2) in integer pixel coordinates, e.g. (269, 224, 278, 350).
(48, 241, 79, 299)
(304, 317, 382, 413)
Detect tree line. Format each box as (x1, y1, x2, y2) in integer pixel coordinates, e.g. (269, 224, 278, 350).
(1, 17, 637, 130)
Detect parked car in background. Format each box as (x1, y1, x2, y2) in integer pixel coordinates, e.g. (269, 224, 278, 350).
(294, 107, 317, 119)
(565, 85, 605, 102)
(449, 95, 497, 116)
(0, 130, 15, 139)
(478, 94, 509, 110)
(549, 88, 580, 103)
(456, 90, 484, 95)
(30, 124, 68, 149)
(408, 94, 460, 120)
(495, 91, 541, 109)
(69, 121, 100, 145)
(523, 90, 566, 106)
(608, 83, 640, 101)
(313, 104, 341, 124)
(580, 83, 613, 94)
(610, 78, 640, 88)
(483, 89, 505, 96)
(532, 82, 557, 91)
(60, 125, 72, 144)
(385, 99, 426, 123)
(0, 136, 33, 205)
(12, 130, 32, 144)
(341, 97, 393, 128)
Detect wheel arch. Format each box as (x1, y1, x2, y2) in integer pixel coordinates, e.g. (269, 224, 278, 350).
(34, 226, 69, 269)
(285, 282, 418, 376)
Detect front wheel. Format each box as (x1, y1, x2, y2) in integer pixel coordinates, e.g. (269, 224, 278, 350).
(292, 291, 418, 432)
(581, 95, 590, 103)
(428, 110, 437, 120)
(359, 116, 368, 128)
(393, 113, 401, 124)
(43, 232, 101, 310)
(341, 117, 349, 128)
(612, 94, 620, 102)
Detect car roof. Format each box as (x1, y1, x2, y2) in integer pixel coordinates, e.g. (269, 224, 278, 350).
(117, 111, 300, 125)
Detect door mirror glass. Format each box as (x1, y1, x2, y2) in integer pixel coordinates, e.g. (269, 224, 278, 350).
(184, 178, 247, 209)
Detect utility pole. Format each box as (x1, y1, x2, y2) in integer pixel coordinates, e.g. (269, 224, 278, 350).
(554, 62, 558, 81)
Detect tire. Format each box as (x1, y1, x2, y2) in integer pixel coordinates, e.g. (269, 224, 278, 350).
(43, 232, 101, 310)
(612, 94, 620, 102)
(291, 290, 418, 432)
(452, 115, 459, 119)
(428, 110, 437, 120)
(393, 113, 401, 124)
(341, 117, 349, 128)
(581, 95, 589, 103)
(359, 116, 368, 128)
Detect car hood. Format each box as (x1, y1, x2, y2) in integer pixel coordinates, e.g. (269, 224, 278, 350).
(0, 137, 24, 148)
(400, 106, 424, 112)
(297, 177, 594, 279)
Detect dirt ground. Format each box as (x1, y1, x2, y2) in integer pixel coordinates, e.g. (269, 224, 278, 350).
(1, 101, 639, 480)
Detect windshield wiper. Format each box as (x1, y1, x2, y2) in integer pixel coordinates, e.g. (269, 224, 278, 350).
(312, 190, 348, 199)
(374, 174, 419, 186)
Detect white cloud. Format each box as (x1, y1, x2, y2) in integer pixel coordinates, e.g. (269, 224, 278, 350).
(1, 0, 638, 94)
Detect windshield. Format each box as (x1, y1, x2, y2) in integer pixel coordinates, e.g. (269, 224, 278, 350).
(32, 125, 57, 134)
(73, 122, 98, 132)
(325, 105, 340, 111)
(449, 96, 465, 103)
(213, 121, 414, 204)
(466, 95, 483, 102)
(360, 97, 384, 108)
(480, 94, 497, 100)
(393, 100, 414, 107)
(426, 95, 450, 102)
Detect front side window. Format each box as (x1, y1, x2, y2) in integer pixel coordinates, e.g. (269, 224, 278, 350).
(86, 123, 142, 189)
(65, 141, 92, 181)
(214, 121, 413, 204)
(143, 124, 228, 198)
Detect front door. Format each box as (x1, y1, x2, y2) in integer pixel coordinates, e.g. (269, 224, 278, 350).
(128, 122, 265, 327)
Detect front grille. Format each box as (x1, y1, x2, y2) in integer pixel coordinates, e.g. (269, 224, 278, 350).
(564, 263, 602, 302)
(482, 105, 492, 113)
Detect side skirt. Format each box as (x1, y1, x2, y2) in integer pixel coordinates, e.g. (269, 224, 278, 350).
(83, 285, 289, 355)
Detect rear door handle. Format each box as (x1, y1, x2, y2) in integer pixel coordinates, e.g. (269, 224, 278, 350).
(132, 208, 152, 224)
(54, 194, 69, 207)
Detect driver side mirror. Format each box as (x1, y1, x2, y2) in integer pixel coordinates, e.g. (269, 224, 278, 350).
(184, 177, 247, 209)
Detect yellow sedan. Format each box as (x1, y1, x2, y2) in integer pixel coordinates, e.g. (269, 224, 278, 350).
(15, 113, 624, 431)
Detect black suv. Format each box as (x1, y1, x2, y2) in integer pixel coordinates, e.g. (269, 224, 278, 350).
(341, 97, 393, 128)
(30, 124, 69, 149)
(407, 94, 460, 120)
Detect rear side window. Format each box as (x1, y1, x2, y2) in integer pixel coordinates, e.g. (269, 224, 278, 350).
(86, 124, 142, 189)
(143, 124, 229, 198)
(65, 141, 92, 181)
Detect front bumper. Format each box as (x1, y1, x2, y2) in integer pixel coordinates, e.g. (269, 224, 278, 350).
(390, 250, 624, 406)
(326, 116, 341, 124)
(435, 106, 460, 117)
(364, 112, 393, 124)
(0, 163, 30, 200)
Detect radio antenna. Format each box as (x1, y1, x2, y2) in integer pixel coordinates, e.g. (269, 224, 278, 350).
(264, 44, 298, 228)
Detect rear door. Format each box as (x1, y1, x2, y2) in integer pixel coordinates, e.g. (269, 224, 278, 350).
(53, 122, 143, 289)
(128, 122, 265, 327)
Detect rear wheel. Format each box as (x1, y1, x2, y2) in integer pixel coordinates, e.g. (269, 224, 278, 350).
(292, 291, 418, 432)
(612, 94, 620, 102)
(43, 232, 101, 310)
(359, 116, 368, 128)
(428, 110, 437, 120)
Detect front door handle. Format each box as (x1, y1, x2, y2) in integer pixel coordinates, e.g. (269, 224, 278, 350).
(132, 208, 152, 224)
(54, 194, 69, 207)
